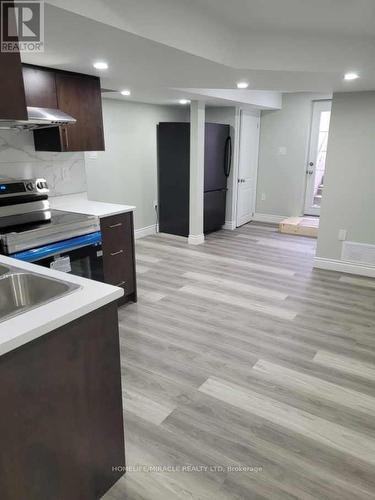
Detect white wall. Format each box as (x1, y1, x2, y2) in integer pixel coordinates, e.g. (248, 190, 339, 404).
(0, 130, 86, 196)
(256, 93, 331, 218)
(85, 98, 188, 231)
(190, 89, 282, 110)
(205, 106, 236, 126)
(316, 91, 375, 263)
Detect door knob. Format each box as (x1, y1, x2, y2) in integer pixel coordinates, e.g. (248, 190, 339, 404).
(309, 162, 314, 167)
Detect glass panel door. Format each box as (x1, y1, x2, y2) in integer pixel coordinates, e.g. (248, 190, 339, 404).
(304, 100, 332, 216)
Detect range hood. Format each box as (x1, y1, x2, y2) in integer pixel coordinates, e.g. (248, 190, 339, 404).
(0, 107, 76, 131)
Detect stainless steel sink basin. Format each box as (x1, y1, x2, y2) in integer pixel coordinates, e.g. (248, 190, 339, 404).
(0, 273, 80, 322)
(0, 265, 9, 277)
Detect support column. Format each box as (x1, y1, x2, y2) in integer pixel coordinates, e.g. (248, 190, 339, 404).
(189, 100, 205, 245)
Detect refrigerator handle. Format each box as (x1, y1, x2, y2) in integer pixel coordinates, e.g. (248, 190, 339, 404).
(224, 136, 232, 178)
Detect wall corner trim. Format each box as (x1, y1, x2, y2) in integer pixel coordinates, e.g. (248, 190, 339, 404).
(313, 257, 375, 278)
(188, 234, 205, 245)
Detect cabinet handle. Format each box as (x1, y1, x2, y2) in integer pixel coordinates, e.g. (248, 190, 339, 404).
(110, 249, 124, 256)
(109, 223, 122, 229)
(116, 281, 126, 287)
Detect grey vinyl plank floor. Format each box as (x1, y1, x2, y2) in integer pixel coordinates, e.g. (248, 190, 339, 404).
(103, 222, 375, 500)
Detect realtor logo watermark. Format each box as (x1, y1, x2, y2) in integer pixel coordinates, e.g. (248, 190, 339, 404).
(1, 1, 44, 52)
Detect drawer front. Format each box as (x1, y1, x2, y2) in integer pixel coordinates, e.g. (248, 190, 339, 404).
(100, 212, 132, 231)
(101, 213, 132, 253)
(103, 250, 135, 294)
(101, 212, 135, 296)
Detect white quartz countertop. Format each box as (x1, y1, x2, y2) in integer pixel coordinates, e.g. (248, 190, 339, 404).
(50, 193, 135, 218)
(0, 254, 123, 356)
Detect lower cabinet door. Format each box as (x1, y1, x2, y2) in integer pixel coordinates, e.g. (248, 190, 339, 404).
(100, 212, 137, 303)
(103, 250, 135, 296)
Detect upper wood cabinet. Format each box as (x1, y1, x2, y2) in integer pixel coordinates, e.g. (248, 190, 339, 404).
(55, 72, 105, 152)
(22, 64, 105, 152)
(0, 1, 27, 120)
(22, 66, 58, 108)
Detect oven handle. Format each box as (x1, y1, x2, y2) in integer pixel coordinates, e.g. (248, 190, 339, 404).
(10, 231, 102, 263)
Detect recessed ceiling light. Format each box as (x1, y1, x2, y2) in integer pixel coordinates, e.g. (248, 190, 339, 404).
(237, 81, 249, 89)
(120, 89, 131, 96)
(93, 61, 108, 70)
(344, 72, 359, 81)
(179, 99, 191, 105)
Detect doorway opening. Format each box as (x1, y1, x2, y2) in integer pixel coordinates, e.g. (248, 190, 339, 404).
(304, 100, 332, 216)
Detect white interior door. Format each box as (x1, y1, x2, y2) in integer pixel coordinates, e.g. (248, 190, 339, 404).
(304, 100, 332, 216)
(236, 110, 260, 227)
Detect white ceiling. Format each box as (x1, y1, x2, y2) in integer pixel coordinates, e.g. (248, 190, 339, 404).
(199, 0, 375, 38)
(21, 0, 375, 106)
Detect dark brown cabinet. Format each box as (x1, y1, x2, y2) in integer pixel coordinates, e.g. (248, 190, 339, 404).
(101, 212, 137, 305)
(0, 1, 27, 120)
(22, 64, 105, 152)
(0, 302, 125, 500)
(54, 72, 105, 152)
(22, 65, 58, 108)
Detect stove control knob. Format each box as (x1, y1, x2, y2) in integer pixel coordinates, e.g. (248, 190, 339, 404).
(26, 182, 34, 191)
(36, 181, 43, 190)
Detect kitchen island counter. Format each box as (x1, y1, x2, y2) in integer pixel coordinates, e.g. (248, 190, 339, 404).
(0, 254, 123, 356)
(0, 255, 126, 499)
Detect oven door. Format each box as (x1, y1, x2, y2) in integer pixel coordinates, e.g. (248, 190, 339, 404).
(10, 232, 104, 282)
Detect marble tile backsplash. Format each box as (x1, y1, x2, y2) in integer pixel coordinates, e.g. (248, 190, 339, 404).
(0, 129, 87, 196)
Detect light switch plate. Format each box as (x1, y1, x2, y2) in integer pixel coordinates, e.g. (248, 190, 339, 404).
(278, 146, 287, 155)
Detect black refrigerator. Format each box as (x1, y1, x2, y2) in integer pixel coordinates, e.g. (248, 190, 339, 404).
(157, 122, 232, 237)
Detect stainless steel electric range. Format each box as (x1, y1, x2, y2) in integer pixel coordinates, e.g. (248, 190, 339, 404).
(0, 178, 104, 281)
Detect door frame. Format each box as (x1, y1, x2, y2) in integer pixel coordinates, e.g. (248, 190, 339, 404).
(304, 99, 332, 216)
(225, 107, 241, 230)
(235, 108, 260, 228)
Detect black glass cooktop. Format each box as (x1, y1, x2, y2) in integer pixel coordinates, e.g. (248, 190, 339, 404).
(0, 210, 93, 234)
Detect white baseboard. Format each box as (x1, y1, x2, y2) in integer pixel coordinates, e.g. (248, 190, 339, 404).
(223, 220, 236, 230)
(253, 213, 288, 224)
(188, 234, 205, 245)
(314, 257, 375, 278)
(135, 224, 157, 240)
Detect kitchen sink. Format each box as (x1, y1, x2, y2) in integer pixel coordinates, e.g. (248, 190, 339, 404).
(0, 272, 80, 322)
(0, 265, 9, 277)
